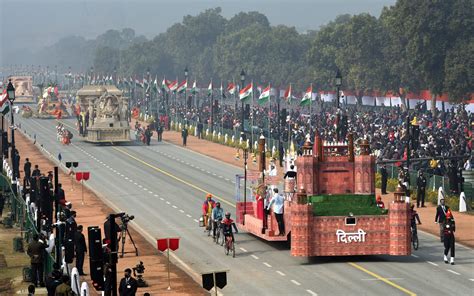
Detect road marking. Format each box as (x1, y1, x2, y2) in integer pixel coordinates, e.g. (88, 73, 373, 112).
(112, 147, 235, 208)
(166, 201, 170, 205)
(411, 254, 419, 258)
(134, 182, 138, 185)
(148, 191, 153, 194)
(159, 197, 164, 201)
(427, 261, 438, 267)
(291, 280, 301, 286)
(469, 279, 474, 282)
(348, 262, 416, 296)
(138, 185, 143, 188)
(172, 205, 177, 209)
(239, 247, 247, 252)
(251, 255, 259, 260)
(193, 219, 199, 223)
(225, 178, 230, 181)
(186, 214, 192, 218)
(124, 177, 128, 180)
(447, 269, 460, 275)
(361, 278, 404, 281)
(263, 262, 272, 268)
(276, 271, 285, 276)
(179, 209, 185, 213)
(306, 289, 318, 296)
(154, 194, 158, 197)
(142, 188, 148, 191)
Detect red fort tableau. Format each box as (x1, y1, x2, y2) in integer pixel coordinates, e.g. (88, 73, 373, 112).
(236, 132, 411, 257)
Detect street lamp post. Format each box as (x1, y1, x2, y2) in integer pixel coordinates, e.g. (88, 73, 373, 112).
(7, 79, 18, 179)
(146, 68, 150, 116)
(240, 70, 246, 135)
(335, 70, 342, 109)
(184, 67, 188, 120)
(90, 66, 94, 85)
(241, 132, 248, 225)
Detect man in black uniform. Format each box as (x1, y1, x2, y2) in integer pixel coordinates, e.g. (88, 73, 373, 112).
(181, 126, 188, 146)
(24, 158, 32, 186)
(380, 165, 388, 194)
(118, 268, 138, 296)
(416, 170, 427, 207)
(435, 198, 450, 242)
(74, 225, 87, 275)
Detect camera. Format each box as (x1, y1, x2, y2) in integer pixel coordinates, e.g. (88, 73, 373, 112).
(118, 213, 135, 224)
(132, 261, 148, 287)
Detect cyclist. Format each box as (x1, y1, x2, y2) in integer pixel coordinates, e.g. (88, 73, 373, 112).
(202, 193, 216, 230)
(211, 202, 224, 239)
(221, 212, 238, 243)
(410, 204, 422, 233)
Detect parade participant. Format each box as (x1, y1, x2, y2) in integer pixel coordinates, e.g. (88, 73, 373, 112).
(202, 193, 216, 229)
(221, 212, 238, 243)
(182, 126, 188, 146)
(410, 204, 421, 231)
(267, 188, 285, 236)
(157, 123, 164, 142)
(443, 210, 456, 265)
(211, 202, 224, 238)
(376, 195, 385, 209)
(118, 268, 138, 296)
(416, 170, 427, 207)
(144, 125, 152, 146)
(435, 198, 450, 242)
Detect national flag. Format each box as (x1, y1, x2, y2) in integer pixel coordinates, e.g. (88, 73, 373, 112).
(0, 90, 10, 115)
(168, 80, 178, 92)
(161, 78, 170, 92)
(191, 80, 198, 94)
(207, 81, 213, 97)
(177, 80, 187, 93)
(227, 82, 236, 95)
(152, 76, 159, 92)
(239, 83, 253, 101)
(258, 85, 271, 105)
(284, 84, 292, 102)
(300, 85, 313, 106)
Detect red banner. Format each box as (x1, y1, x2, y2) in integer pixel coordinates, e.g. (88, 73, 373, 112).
(169, 238, 180, 251)
(157, 239, 168, 252)
(75, 172, 83, 181)
(82, 172, 90, 181)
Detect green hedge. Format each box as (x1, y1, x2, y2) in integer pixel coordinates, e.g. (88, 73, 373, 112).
(309, 194, 387, 216)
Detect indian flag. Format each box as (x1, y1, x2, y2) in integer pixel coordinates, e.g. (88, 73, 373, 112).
(227, 82, 236, 95)
(177, 80, 187, 93)
(258, 85, 271, 105)
(207, 81, 213, 97)
(284, 84, 292, 103)
(162, 78, 170, 91)
(0, 90, 10, 115)
(168, 80, 178, 92)
(191, 80, 198, 94)
(300, 85, 312, 106)
(239, 83, 253, 101)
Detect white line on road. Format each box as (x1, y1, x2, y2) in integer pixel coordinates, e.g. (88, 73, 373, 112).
(159, 197, 164, 201)
(154, 194, 158, 197)
(138, 185, 143, 188)
(276, 271, 285, 276)
(179, 209, 185, 213)
(447, 269, 460, 275)
(186, 214, 192, 218)
(361, 278, 404, 281)
(239, 247, 248, 252)
(172, 205, 177, 209)
(142, 188, 148, 191)
(306, 290, 318, 296)
(134, 182, 138, 185)
(148, 191, 153, 194)
(193, 219, 199, 223)
(166, 201, 170, 205)
(411, 254, 419, 258)
(251, 255, 259, 260)
(225, 178, 230, 181)
(124, 177, 128, 180)
(469, 279, 474, 282)
(427, 261, 439, 266)
(263, 262, 272, 268)
(129, 180, 133, 182)
(291, 280, 301, 286)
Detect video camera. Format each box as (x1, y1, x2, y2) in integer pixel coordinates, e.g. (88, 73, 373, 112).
(132, 261, 148, 287)
(116, 212, 135, 224)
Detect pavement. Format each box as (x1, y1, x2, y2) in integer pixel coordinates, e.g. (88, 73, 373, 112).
(11, 112, 474, 296)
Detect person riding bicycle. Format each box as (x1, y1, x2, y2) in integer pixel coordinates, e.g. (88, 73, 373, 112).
(410, 204, 422, 232)
(202, 193, 216, 229)
(211, 202, 224, 238)
(221, 212, 238, 243)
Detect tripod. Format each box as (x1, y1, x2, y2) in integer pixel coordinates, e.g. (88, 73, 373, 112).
(119, 223, 139, 258)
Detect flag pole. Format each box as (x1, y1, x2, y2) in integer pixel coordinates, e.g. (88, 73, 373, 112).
(251, 80, 254, 152)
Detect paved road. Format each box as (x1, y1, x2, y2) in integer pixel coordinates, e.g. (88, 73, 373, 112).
(16, 113, 474, 295)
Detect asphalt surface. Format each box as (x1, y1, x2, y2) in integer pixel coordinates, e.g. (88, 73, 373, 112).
(15, 112, 474, 296)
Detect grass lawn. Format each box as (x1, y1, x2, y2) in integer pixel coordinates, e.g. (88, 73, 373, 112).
(309, 194, 388, 216)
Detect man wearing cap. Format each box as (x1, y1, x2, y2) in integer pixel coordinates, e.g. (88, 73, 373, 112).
(435, 198, 450, 242)
(118, 268, 138, 296)
(443, 210, 456, 265)
(416, 170, 427, 208)
(74, 225, 87, 275)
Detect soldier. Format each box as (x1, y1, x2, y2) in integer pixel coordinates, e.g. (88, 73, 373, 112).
(181, 126, 188, 146)
(416, 170, 427, 207)
(380, 165, 388, 194)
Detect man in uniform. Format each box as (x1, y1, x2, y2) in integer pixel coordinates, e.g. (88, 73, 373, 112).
(181, 126, 188, 146)
(380, 165, 388, 194)
(118, 268, 138, 296)
(416, 170, 427, 207)
(74, 225, 87, 275)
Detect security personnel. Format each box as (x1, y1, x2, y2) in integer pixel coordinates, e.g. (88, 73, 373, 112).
(443, 210, 456, 265)
(118, 268, 138, 296)
(380, 165, 388, 194)
(416, 171, 427, 208)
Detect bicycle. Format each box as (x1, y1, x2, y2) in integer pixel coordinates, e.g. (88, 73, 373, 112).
(214, 222, 224, 245)
(224, 232, 235, 258)
(411, 222, 419, 250)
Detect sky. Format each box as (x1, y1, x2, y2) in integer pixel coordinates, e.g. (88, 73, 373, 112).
(0, 0, 396, 63)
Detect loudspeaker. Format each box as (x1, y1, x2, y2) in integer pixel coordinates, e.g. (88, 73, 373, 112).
(89, 259, 104, 291)
(88, 226, 103, 261)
